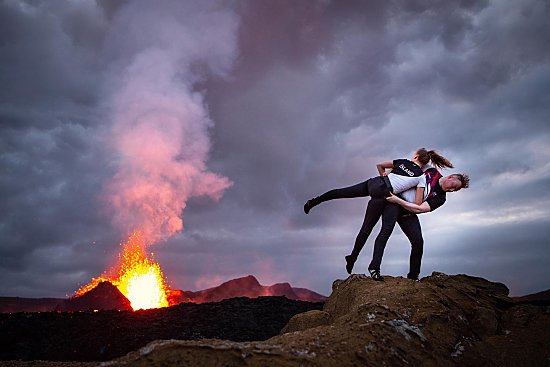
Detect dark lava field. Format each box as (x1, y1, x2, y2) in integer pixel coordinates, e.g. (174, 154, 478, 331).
(0, 296, 323, 361)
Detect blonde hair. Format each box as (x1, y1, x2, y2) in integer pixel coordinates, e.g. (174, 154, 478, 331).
(451, 173, 470, 189)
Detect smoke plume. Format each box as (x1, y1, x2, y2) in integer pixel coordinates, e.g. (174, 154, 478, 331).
(102, 1, 237, 244)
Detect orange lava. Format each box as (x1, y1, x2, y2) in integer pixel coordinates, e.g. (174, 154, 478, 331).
(76, 231, 169, 310)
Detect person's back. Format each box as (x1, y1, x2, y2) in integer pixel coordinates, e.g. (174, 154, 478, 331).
(398, 164, 439, 203)
(386, 158, 426, 195)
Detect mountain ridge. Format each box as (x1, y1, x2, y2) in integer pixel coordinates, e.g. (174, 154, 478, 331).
(0, 274, 326, 313)
(173, 275, 326, 304)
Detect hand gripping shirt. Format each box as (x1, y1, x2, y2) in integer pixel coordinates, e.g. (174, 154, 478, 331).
(387, 159, 426, 194)
(399, 164, 433, 203)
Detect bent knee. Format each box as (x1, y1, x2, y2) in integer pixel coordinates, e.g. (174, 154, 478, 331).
(378, 226, 396, 237)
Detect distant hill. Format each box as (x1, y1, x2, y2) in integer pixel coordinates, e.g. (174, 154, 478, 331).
(55, 281, 132, 312)
(0, 275, 326, 313)
(0, 297, 63, 313)
(170, 275, 327, 304)
(512, 289, 550, 306)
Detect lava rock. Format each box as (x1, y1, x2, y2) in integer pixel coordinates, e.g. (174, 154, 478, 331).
(0, 296, 323, 362)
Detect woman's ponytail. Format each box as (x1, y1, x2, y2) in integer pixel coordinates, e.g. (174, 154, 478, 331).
(427, 150, 454, 169)
(415, 148, 454, 169)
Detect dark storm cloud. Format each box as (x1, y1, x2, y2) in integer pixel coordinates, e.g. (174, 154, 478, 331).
(0, 1, 106, 123)
(190, 0, 550, 295)
(0, 0, 118, 296)
(1, 0, 549, 298)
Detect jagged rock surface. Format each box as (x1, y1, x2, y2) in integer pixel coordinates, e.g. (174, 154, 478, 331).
(105, 272, 550, 367)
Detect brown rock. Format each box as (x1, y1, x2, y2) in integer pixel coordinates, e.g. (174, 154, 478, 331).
(103, 272, 550, 367)
(471, 307, 498, 338)
(101, 339, 318, 367)
(280, 310, 330, 334)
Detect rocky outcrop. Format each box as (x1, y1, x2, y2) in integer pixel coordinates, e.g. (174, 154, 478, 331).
(105, 272, 550, 367)
(280, 310, 330, 333)
(291, 287, 328, 302)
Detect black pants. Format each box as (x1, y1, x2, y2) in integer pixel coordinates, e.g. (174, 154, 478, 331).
(315, 176, 391, 204)
(364, 204, 424, 276)
(315, 179, 424, 275)
(397, 212, 424, 278)
(315, 178, 393, 269)
(366, 202, 401, 271)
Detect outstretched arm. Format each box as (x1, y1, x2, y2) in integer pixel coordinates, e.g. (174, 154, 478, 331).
(376, 161, 394, 176)
(386, 193, 431, 214)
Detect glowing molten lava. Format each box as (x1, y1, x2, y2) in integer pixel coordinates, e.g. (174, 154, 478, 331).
(76, 231, 169, 310)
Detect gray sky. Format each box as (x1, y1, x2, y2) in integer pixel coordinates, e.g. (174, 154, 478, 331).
(1, 0, 549, 298)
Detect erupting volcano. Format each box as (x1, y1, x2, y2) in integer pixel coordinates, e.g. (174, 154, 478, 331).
(76, 231, 170, 310)
(65, 0, 237, 312)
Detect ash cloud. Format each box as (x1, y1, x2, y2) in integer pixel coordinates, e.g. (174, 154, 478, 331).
(101, 0, 237, 244)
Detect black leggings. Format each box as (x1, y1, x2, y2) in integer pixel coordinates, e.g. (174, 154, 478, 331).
(397, 213, 424, 277)
(361, 204, 424, 275)
(316, 180, 424, 275)
(315, 179, 395, 270)
(315, 176, 391, 204)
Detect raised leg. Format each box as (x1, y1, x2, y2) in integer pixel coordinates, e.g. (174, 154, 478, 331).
(304, 180, 370, 214)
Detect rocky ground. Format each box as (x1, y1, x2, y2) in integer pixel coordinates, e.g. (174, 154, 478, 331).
(2, 272, 549, 367)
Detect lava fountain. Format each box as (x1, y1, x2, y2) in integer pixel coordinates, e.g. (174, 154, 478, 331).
(76, 231, 169, 310)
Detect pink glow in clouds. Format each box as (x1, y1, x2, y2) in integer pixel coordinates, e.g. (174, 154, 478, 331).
(102, 1, 238, 244)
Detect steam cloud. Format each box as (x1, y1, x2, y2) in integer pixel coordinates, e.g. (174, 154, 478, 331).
(102, 1, 238, 244)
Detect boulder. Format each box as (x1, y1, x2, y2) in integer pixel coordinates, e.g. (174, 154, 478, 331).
(280, 310, 330, 333)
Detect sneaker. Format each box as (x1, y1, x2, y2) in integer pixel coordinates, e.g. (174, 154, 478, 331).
(407, 273, 419, 281)
(345, 255, 356, 274)
(368, 269, 384, 281)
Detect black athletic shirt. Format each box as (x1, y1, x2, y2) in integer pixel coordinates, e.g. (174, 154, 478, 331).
(391, 159, 424, 177)
(426, 179, 446, 211)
